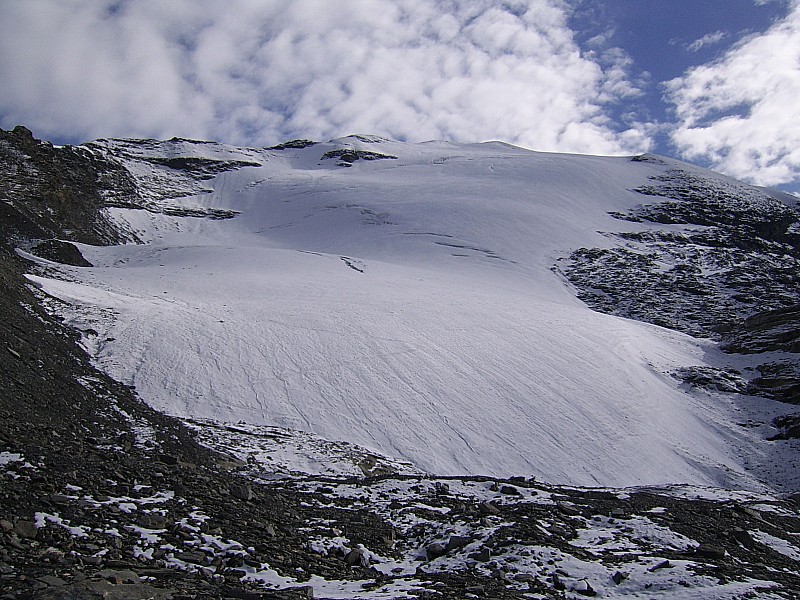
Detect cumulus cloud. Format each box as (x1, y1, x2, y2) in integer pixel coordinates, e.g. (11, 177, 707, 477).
(0, 0, 648, 155)
(666, 1, 800, 186)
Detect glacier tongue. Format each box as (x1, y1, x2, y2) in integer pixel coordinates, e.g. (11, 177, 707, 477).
(27, 137, 780, 489)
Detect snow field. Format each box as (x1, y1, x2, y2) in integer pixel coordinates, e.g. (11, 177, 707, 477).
(26, 137, 779, 489)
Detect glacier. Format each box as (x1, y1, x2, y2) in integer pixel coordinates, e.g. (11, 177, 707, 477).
(25, 135, 792, 490)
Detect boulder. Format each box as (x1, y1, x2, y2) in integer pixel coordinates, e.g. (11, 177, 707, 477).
(229, 483, 253, 501)
(14, 519, 38, 539)
(30, 240, 92, 267)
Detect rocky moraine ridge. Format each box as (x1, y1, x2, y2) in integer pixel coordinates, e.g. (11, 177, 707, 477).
(2, 126, 800, 599)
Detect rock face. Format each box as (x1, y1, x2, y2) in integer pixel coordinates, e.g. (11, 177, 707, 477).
(722, 305, 800, 355)
(565, 166, 800, 339)
(0, 126, 139, 246)
(562, 160, 800, 405)
(2, 131, 800, 598)
(320, 148, 398, 166)
(29, 240, 92, 267)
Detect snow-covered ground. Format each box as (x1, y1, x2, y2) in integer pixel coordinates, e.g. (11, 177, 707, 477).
(25, 136, 787, 490)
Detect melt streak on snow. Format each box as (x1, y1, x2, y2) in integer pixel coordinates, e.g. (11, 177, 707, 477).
(28, 137, 767, 488)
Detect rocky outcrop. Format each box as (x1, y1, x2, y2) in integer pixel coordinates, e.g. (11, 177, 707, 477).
(749, 361, 800, 405)
(562, 163, 800, 405)
(268, 139, 318, 150)
(139, 156, 261, 180)
(722, 305, 800, 354)
(29, 240, 92, 267)
(320, 148, 398, 167)
(83, 136, 265, 208)
(564, 168, 800, 340)
(0, 126, 138, 246)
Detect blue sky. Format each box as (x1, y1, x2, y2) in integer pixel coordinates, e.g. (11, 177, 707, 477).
(570, 0, 797, 190)
(1, 0, 798, 192)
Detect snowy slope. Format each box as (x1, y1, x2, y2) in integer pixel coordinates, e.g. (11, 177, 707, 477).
(27, 136, 778, 489)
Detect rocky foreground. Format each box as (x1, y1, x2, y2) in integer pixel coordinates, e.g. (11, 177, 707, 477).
(2, 127, 800, 598)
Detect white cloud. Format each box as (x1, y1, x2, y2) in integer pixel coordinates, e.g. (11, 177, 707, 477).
(666, 1, 800, 187)
(686, 30, 728, 53)
(0, 0, 648, 155)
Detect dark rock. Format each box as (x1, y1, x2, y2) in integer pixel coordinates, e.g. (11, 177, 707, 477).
(425, 541, 447, 560)
(612, 571, 628, 585)
(557, 501, 581, 516)
(229, 483, 253, 501)
(479, 501, 500, 516)
(156, 454, 178, 465)
(31, 579, 174, 599)
(49, 493, 70, 506)
(142, 156, 260, 179)
(136, 513, 168, 530)
(649, 560, 671, 571)
(268, 139, 317, 150)
(30, 240, 92, 267)
(491, 567, 508, 581)
(499, 485, 520, 496)
(631, 154, 666, 164)
(344, 548, 368, 567)
(320, 149, 397, 164)
(174, 551, 207, 565)
(722, 305, 800, 354)
(751, 362, 800, 405)
(731, 528, 756, 549)
(444, 535, 471, 553)
(694, 544, 726, 560)
(96, 569, 141, 584)
(563, 168, 800, 368)
(36, 576, 66, 587)
(0, 127, 139, 245)
(574, 579, 597, 597)
(675, 366, 748, 394)
(468, 547, 492, 562)
(552, 573, 565, 590)
(13, 520, 38, 539)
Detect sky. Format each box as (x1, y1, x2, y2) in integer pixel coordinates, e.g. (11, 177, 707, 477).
(0, 0, 798, 192)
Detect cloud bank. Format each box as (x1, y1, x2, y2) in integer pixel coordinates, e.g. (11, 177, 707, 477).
(666, 0, 800, 187)
(0, 0, 647, 155)
(1, 0, 799, 188)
